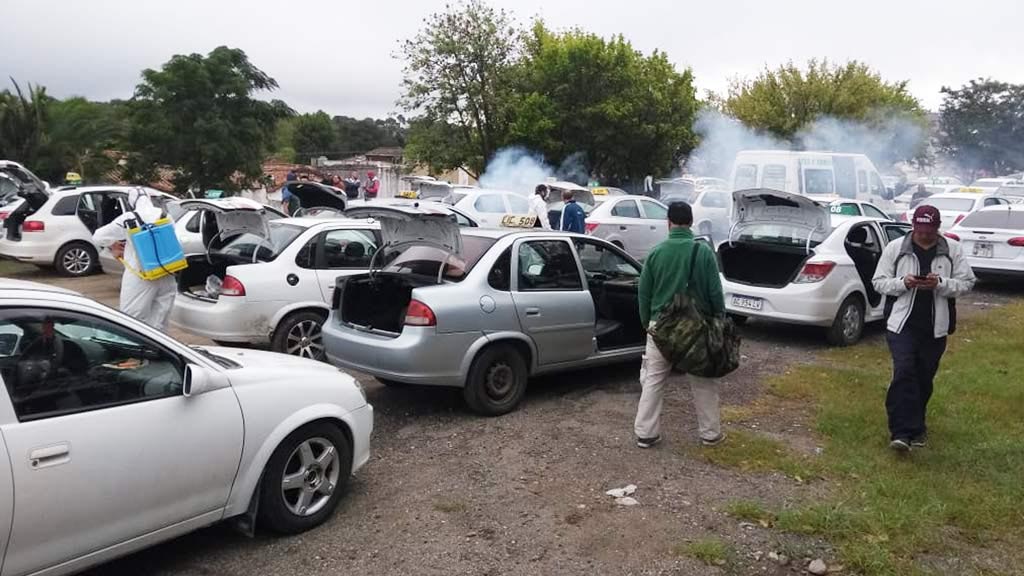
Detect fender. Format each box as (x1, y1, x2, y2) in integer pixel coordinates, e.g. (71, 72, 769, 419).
(267, 302, 331, 337)
(458, 331, 539, 379)
(223, 403, 359, 518)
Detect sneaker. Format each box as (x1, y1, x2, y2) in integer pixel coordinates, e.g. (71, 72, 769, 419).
(889, 438, 911, 452)
(911, 434, 928, 448)
(636, 436, 662, 449)
(701, 433, 727, 447)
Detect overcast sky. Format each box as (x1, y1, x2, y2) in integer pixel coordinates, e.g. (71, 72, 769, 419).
(4, 0, 1022, 118)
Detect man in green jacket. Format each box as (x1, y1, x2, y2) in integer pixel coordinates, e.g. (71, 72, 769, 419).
(635, 202, 726, 449)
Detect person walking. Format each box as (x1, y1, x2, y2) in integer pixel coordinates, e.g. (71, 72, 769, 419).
(92, 188, 179, 331)
(343, 171, 361, 200)
(872, 205, 975, 452)
(634, 202, 726, 448)
(559, 189, 586, 233)
(364, 170, 380, 200)
(644, 174, 654, 196)
(530, 184, 552, 229)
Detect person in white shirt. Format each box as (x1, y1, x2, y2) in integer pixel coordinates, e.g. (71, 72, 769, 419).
(529, 184, 552, 229)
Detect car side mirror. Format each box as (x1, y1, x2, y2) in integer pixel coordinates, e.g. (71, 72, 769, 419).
(183, 364, 228, 397)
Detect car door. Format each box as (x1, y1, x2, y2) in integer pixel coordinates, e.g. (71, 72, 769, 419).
(511, 238, 595, 365)
(503, 193, 530, 217)
(607, 199, 645, 254)
(0, 308, 243, 576)
(313, 227, 382, 300)
(638, 199, 669, 257)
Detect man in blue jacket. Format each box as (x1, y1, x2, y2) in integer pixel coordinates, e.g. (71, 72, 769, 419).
(559, 189, 587, 233)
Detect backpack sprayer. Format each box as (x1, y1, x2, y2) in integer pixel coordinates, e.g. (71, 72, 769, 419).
(120, 189, 187, 280)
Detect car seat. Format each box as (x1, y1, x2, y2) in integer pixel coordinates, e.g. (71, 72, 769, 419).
(343, 242, 366, 266)
(846, 226, 881, 306)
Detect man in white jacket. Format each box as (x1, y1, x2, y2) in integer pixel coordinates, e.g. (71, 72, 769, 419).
(529, 184, 551, 229)
(93, 188, 178, 331)
(872, 205, 975, 452)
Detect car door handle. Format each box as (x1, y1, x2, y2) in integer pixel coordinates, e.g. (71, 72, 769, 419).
(29, 443, 70, 469)
(524, 307, 541, 317)
(619, 226, 628, 231)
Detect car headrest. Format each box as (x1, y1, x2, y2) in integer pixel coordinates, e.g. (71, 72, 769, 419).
(848, 227, 868, 244)
(344, 242, 366, 259)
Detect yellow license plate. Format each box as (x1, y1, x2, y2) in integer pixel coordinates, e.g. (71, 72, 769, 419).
(398, 190, 418, 199)
(501, 214, 537, 228)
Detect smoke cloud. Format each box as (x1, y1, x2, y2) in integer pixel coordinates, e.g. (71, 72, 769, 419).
(479, 147, 589, 194)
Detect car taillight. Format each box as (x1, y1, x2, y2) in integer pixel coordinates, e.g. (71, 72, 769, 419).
(585, 222, 599, 234)
(794, 261, 836, 284)
(22, 220, 44, 232)
(1009, 237, 1024, 247)
(220, 275, 246, 297)
(944, 232, 960, 241)
(954, 214, 966, 225)
(0, 212, 9, 221)
(404, 299, 436, 326)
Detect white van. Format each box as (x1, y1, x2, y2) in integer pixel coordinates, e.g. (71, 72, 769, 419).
(729, 151, 893, 209)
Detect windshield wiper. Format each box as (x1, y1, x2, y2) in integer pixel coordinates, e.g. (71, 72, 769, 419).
(189, 345, 240, 368)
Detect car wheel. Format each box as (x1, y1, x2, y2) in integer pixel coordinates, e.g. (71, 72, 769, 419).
(462, 344, 528, 416)
(55, 242, 97, 277)
(272, 311, 327, 361)
(826, 295, 865, 346)
(727, 313, 748, 326)
(258, 421, 352, 534)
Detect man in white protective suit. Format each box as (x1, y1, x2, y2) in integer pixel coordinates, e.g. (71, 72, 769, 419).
(92, 188, 178, 331)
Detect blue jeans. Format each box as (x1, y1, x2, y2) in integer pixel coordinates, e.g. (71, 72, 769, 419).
(885, 330, 947, 440)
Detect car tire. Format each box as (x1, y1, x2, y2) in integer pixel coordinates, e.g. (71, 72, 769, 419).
(462, 344, 528, 416)
(272, 311, 327, 361)
(258, 421, 352, 535)
(55, 242, 98, 277)
(826, 295, 865, 346)
(727, 313, 748, 326)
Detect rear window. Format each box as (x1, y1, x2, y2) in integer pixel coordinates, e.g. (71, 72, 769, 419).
(50, 195, 79, 216)
(382, 235, 497, 282)
(218, 222, 304, 262)
(959, 210, 1024, 230)
(803, 169, 835, 195)
(922, 198, 975, 212)
(829, 203, 860, 216)
(419, 183, 451, 200)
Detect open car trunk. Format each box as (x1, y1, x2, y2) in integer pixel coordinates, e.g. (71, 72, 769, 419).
(718, 242, 811, 288)
(335, 273, 436, 336)
(176, 254, 236, 300)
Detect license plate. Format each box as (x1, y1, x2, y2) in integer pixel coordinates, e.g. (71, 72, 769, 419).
(972, 242, 994, 258)
(501, 214, 537, 228)
(731, 295, 763, 311)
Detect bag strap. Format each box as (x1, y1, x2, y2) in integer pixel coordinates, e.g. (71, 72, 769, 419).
(685, 241, 701, 293)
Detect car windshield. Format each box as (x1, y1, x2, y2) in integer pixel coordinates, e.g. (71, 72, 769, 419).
(922, 198, 975, 212)
(419, 183, 451, 200)
(959, 210, 1024, 230)
(381, 235, 497, 282)
(218, 222, 304, 262)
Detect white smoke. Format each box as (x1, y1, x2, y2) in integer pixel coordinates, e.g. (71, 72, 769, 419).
(684, 110, 787, 177)
(479, 146, 590, 194)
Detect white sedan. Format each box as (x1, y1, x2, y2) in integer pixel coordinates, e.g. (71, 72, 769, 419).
(584, 195, 668, 259)
(0, 279, 372, 576)
(945, 204, 1024, 279)
(719, 189, 911, 345)
(909, 192, 1012, 231)
(445, 188, 532, 228)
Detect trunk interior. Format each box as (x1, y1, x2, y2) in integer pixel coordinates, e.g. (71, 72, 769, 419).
(4, 196, 46, 241)
(177, 254, 235, 300)
(718, 242, 811, 288)
(338, 273, 434, 335)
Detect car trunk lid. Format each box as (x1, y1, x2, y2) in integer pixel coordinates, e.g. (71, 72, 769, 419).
(730, 188, 832, 252)
(178, 198, 275, 254)
(345, 202, 462, 259)
(284, 181, 348, 214)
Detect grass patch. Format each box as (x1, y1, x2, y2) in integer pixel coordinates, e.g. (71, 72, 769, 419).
(684, 428, 819, 481)
(761, 302, 1024, 575)
(674, 537, 733, 567)
(431, 499, 466, 514)
(724, 500, 776, 526)
(0, 260, 33, 276)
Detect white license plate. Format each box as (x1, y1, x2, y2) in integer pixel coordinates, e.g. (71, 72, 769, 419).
(973, 242, 994, 258)
(731, 295, 763, 311)
(501, 214, 537, 228)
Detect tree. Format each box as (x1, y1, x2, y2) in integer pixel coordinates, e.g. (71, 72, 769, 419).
(124, 46, 288, 194)
(939, 79, 1024, 180)
(0, 79, 49, 168)
(40, 97, 124, 182)
(291, 111, 336, 161)
(398, 0, 523, 177)
(509, 24, 699, 184)
(333, 115, 407, 155)
(724, 60, 927, 166)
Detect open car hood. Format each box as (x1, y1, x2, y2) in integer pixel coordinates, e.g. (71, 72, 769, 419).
(730, 189, 832, 244)
(0, 160, 49, 207)
(284, 182, 348, 211)
(345, 202, 461, 255)
(178, 198, 276, 249)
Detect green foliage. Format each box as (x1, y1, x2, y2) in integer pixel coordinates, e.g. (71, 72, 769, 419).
(40, 97, 123, 182)
(333, 115, 406, 155)
(674, 538, 733, 567)
(682, 428, 820, 481)
(511, 23, 698, 182)
(0, 79, 50, 169)
(290, 111, 336, 161)
(939, 79, 1024, 180)
(124, 46, 288, 194)
(399, 0, 523, 176)
(724, 60, 927, 166)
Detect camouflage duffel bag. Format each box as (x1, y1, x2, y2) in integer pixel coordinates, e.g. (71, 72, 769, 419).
(650, 293, 741, 378)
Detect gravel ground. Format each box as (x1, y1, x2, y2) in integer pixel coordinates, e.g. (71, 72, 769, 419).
(7, 266, 1019, 575)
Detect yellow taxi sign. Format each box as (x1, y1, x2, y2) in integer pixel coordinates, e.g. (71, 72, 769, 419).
(958, 187, 985, 194)
(501, 214, 537, 228)
(398, 190, 418, 199)
(591, 187, 608, 196)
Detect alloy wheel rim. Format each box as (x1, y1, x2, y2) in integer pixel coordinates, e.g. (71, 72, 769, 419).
(63, 248, 91, 275)
(842, 305, 861, 340)
(280, 437, 340, 517)
(286, 320, 324, 359)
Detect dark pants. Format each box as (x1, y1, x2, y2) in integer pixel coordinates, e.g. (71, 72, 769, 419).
(885, 330, 947, 440)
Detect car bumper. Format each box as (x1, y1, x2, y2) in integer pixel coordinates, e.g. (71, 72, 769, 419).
(968, 257, 1024, 277)
(322, 318, 482, 387)
(0, 238, 57, 263)
(348, 403, 374, 473)
(170, 294, 275, 344)
(723, 280, 842, 327)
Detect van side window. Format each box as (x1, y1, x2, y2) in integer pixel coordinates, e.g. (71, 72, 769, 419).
(734, 165, 758, 190)
(803, 169, 835, 195)
(857, 170, 868, 194)
(870, 173, 885, 197)
(761, 165, 786, 191)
